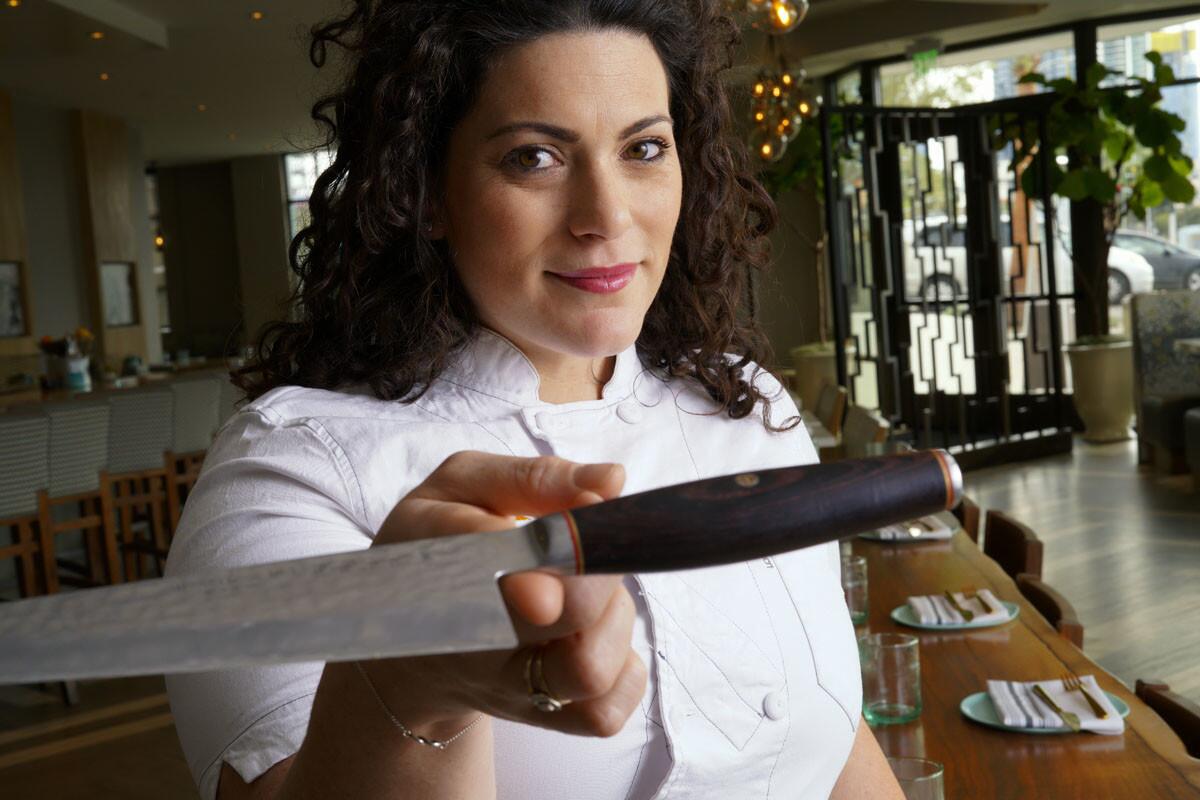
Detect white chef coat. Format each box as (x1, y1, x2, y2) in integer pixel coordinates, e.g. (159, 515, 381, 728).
(165, 329, 862, 800)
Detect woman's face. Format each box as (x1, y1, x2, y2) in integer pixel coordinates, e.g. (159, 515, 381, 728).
(436, 30, 683, 366)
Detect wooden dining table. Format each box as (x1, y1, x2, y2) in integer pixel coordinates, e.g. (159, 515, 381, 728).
(852, 515, 1200, 799)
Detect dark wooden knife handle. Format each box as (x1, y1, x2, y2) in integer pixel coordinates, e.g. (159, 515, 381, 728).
(568, 450, 960, 575)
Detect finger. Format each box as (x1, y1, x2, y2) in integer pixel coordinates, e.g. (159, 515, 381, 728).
(412, 452, 626, 517)
(554, 650, 648, 737)
(521, 582, 636, 701)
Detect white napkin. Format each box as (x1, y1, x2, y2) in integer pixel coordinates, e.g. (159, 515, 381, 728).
(872, 515, 953, 540)
(986, 675, 1125, 734)
(908, 589, 1008, 625)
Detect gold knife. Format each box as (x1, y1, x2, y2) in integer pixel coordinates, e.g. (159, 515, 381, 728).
(1032, 684, 1082, 732)
(943, 590, 975, 622)
(967, 589, 999, 615)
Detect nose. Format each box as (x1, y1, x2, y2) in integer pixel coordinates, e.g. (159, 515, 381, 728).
(566, 160, 633, 242)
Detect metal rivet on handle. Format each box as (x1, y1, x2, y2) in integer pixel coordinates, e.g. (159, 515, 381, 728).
(735, 473, 760, 488)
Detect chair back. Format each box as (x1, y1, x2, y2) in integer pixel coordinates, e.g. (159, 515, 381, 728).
(1135, 679, 1200, 758)
(842, 405, 890, 451)
(953, 494, 982, 544)
(0, 411, 49, 519)
(107, 388, 173, 474)
(44, 400, 110, 496)
(815, 383, 848, 437)
(1015, 573, 1083, 647)
(983, 509, 1043, 579)
(170, 377, 221, 453)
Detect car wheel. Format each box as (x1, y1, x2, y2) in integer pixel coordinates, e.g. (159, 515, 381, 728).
(1186, 268, 1200, 292)
(1108, 269, 1131, 305)
(922, 274, 961, 303)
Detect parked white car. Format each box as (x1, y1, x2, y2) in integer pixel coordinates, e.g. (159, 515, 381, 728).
(899, 216, 1155, 304)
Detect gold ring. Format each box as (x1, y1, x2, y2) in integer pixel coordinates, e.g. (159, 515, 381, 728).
(525, 645, 569, 713)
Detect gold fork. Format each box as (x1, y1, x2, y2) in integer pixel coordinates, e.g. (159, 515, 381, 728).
(1062, 673, 1108, 719)
(1032, 684, 1082, 732)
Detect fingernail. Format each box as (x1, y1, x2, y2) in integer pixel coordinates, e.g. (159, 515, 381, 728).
(574, 462, 616, 487)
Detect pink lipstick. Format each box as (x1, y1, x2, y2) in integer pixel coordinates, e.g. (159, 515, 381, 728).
(549, 263, 638, 294)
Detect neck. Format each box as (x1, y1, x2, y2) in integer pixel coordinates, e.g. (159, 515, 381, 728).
(533, 350, 616, 403)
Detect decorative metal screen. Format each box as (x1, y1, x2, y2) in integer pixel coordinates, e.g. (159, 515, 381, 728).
(820, 102, 1074, 462)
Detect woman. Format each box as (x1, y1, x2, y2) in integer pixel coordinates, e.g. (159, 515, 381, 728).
(165, 1, 903, 797)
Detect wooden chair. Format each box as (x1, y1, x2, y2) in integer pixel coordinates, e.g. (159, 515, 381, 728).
(38, 400, 121, 594)
(983, 509, 1043, 579)
(106, 388, 175, 579)
(1015, 573, 1083, 647)
(0, 411, 49, 600)
(952, 494, 982, 544)
(815, 383, 848, 438)
(1135, 679, 1200, 758)
(844, 405, 889, 446)
(164, 376, 221, 531)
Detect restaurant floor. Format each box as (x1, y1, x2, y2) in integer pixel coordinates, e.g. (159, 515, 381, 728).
(0, 436, 1196, 798)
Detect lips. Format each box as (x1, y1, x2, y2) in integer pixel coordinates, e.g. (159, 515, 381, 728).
(549, 263, 638, 294)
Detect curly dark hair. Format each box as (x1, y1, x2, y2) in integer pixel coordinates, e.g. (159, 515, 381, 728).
(235, 0, 795, 429)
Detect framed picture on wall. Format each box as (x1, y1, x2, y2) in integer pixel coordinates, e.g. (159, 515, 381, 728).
(101, 261, 139, 327)
(0, 261, 26, 337)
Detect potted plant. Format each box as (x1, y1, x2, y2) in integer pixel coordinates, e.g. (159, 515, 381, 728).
(994, 52, 1195, 441)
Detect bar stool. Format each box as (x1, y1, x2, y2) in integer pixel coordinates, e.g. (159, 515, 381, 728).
(983, 509, 1044, 579)
(165, 376, 221, 531)
(0, 411, 49, 599)
(1135, 679, 1200, 758)
(1015, 573, 1083, 647)
(38, 400, 119, 594)
(106, 387, 175, 579)
(953, 494, 982, 544)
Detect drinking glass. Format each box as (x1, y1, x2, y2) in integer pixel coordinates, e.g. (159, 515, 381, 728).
(840, 555, 868, 625)
(860, 632, 921, 724)
(886, 757, 944, 800)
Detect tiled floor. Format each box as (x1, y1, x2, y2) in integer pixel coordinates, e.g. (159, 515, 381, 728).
(1, 436, 1195, 797)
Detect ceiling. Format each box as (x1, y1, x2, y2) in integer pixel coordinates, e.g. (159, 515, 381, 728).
(2, 0, 1200, 164)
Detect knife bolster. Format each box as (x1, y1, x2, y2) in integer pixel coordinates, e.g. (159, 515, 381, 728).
(525, 515, 582, 575)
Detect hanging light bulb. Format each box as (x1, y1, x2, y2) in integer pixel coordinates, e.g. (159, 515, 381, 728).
(750, 128, 788, 163)
(753, 0, 811, 34)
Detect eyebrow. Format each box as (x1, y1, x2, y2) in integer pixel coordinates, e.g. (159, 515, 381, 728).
(484, 114, 673, 142)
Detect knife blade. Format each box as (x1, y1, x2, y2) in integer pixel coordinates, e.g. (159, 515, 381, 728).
(0, 449, 961, 684)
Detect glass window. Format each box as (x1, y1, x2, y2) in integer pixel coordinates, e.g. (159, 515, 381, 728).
(1099, 15, 1200, 265)
(879, 32, 1074, 107)
(101, 262, 138, 326)
(0, 261, 26, 337)
(835, 70, 862, 105)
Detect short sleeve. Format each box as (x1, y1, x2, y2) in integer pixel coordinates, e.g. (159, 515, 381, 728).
(164, 406, 372, 800)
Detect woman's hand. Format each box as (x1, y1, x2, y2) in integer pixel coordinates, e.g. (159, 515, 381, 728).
(365, 450, 647, 739)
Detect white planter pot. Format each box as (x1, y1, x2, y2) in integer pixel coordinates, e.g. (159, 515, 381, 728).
(1066, 340, 1133, 443)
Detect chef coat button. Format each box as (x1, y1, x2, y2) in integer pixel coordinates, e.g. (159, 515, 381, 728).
(616, 402, 644, 424)
(535, 411, 556, 433)
(762, 692, 785, 721)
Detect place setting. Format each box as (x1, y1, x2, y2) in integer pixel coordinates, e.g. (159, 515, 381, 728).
(961, 673, 1129, 735)
(857, 514, 955, 543)
(891, 587, 1020, 631)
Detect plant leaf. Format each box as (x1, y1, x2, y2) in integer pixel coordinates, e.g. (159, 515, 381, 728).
(1057, 170, 1088, 201)
(1144, 154, 1172, 181)
(1161, 170, 1196, 203)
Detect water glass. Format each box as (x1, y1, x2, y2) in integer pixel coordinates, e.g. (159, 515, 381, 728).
(860, 632, 921, 725)
(840, 555, 868, 625)
(886, 757, 944, 800)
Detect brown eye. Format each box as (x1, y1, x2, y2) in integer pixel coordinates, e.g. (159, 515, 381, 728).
(509, 147, 556, 171)
(625, 139, 666, 161)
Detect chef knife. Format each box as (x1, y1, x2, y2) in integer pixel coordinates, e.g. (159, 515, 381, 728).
(0, 449, 960, 683)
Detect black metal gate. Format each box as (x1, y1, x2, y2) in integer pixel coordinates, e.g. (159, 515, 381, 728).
(820, 101, 1075, 466)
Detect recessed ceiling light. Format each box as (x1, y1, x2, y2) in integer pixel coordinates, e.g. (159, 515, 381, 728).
(91, 31, 104, 40)
(250, 10, 264, 20)
(227, 132, 238, 141)
(99, 72, 110, 81)
(197, 103, 207, 112)
(7, 1, 21, 8)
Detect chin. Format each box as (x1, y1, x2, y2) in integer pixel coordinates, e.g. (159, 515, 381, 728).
(555, 309, 646, 358)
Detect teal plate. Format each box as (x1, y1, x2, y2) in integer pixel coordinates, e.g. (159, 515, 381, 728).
(890, 601, 1020, 630)
(960, 690, 1130, 734)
